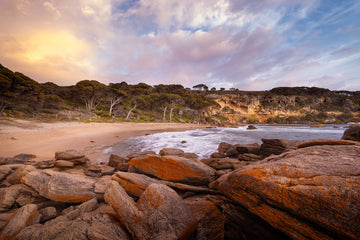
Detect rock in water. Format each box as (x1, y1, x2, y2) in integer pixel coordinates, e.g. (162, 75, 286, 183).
(342, 125, 360, 142)
(128, 155, 215, 185)
(21, 170, 102, 203)
(105, 181, 197, 240)
(210, 145, 360, 240)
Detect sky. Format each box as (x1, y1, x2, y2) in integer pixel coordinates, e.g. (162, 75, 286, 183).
(0, 0, 359, 90)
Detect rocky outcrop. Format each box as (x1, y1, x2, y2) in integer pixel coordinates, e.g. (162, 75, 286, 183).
(210, 145, 360, 240)
(201, 158, 246, 170)
(260, 138, 297, 157)
(297, 138, 360, 148)
(22, 170, 103, 203)
(128, 155, 215, 185)
(109, 154, 129, 171)
(105, 181, 197, 240)
(342, 125, 360, 142)
(55, 149, 87, 165)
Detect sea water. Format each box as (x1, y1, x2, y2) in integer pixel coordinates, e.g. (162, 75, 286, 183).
(110, 124, 349, 159)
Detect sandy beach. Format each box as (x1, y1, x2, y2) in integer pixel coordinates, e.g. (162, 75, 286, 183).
(0, 118, 207, 162)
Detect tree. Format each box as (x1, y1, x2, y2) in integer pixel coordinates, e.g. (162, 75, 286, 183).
(125, 98, 137, 120)
(193, 84, 208, 91)
(0, 99, 8, 116)
(107, 89, 127, 117)
(158, 94, 184, 122)
(74, 80, 107, 112)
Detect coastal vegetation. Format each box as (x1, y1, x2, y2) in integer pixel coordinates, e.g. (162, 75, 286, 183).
(0, 64, 359, 124)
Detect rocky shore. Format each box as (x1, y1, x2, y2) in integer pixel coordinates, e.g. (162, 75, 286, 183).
(0, 126, 359, 239)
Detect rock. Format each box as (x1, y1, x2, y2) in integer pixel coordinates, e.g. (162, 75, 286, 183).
(201, 158, 245, 170)
(225, 146, 239, 158)
(55, 149, 84, 160)
(127, 151, 156, 160)
(215, 169, 233, 177)
(235, 143, 261, 155)
(0, 212, 14, 230)
(0, 165, 13, 182)
(22, 170, 102, 203)
(93, 176, 112, 194)
(210, 145, 360, 240)
(210, 152, 225, 158)
(159, 148, 185, 156)
(311, 124, 325, 128)
(105, 181, 196, 240)
(6, 165, 36, 185)
(54, 160, 74, 168)
(39, 207, 57, 222)
(0, 184, 44, 211)
(0, 157, 7, 165)
(112, 171, 161, 198)
(160, 181, 217, 196)
(0, 204, 40, 239)
(247, 124, 257, 130)
(109, 154, 128, 167)
(6, 154, 36, 164)
(100, 166, 115, 176)
(260, 138, 296, 157)
(35, 160, 55, 169)
(342, 125, 360, 142)
(218, 142, 232, 154)
(237, 153, 263, 161)
(128, 155, 216, 185)
(185, 195, 225, 240)
(297, 138, 360, 148)
(16, 212, 130, 240)
(182, 152, 199, 160)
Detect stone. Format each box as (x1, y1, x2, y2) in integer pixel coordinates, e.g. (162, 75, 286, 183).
(94, 176, 112, 194)
(161, 181, 217, 196)
(105, 181, 196, 240)
(310, 124, 325, 128)
(201, 158, 245, 170)
(54, 160, 74, 168)
(6, 165, 36, 185)
(159, 148, 185, 156)
(297, 138, 360, 148)
(260, 138, 296, 157)
(35, 160, 55, 169)
(0, 157, 7, 165)
(55, 149, 84, 160)
(185, 195, 225, 240)
(7, 154, 36, 164)
(117, 162, 130, 172)
(225, 146, 240, 158)
(218, 142, 232, 154)
(39, 207, 57, 222)
(109, 154, 128, 167)
(215, 169, 233, 177)
(0, 212, 14, 230)
(0, 165, 13, 182)
(128, 155, 216, 185)
(182, 152, 199, 160)
(247, 124, 257, 130)
(235, 143, 261, 155)
(127, 151, 156, 160)
(341, 125, 360, 142)
(237, 153, 263, 162)
(100, 166, 115, 176)
(112, 171, 162, 197)
(22, 170, 102, 203)
(210, 152, 225, 159)
(0, 204, 40, 239)
(210, 145, 360, 240)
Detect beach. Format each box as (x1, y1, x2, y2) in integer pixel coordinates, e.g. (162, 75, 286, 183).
(0, 118, 207, 162)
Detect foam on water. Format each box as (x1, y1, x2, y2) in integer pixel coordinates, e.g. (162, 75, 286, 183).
(110, 125, 347, 159)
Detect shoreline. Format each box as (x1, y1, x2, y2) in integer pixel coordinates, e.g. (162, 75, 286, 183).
(0, 118, 208, 162)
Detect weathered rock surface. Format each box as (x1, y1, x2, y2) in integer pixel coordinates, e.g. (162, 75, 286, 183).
(247, 124, 257, 130)
(6, 154, 36, 164)
(341, 125, 360, 142)
(0, 204, 40, 239)
(22, 170, 102, 203)
(218, 142, 232, 154)
(297, 138, 360, 148)
(35, 159, 55, 169)
(54, 160, 74, 168)
(0, 165, 13, 182)
(210, 145, 360, 240)
(39, 206, 57, 222)
(260, 138, 296, 157)
(105, 181, 196, 240)
(159, 148, 185, 156)
(6, 165, 36, 185)
(235, 143, 261, 155)
(127, 151, 156, 160)
(237, 153, 263, 162)
(201, 158, 245, 170)
(55, 149, 87, 165)
(128, 155, 215, 185)
(109, 154, 129, 171)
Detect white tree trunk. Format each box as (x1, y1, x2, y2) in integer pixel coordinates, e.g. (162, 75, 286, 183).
(109, 97, 122, 117)
(126, 104, 137, 119)
(169, 107, 174, 122)
(162, 106, 167, 122)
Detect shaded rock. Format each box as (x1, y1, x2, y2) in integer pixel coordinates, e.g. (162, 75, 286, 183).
(225, 146, 240, 158)
(235, 143, 261, 155)
(0, 157, 7, 165)
(6, 154, 36, 164)
(182, 152, 199, 160)
(201, 158, 245, 170)
(128, 155, 216, 185)
(210, 145, 360, 240)
(22, 170, 102, 203)
(216, 169, 233, 177)
(185, 195, 225, 240)
(0, 165, 13, 182)
(247, 125, 257, 130)
(39, 207, 57, 222)
(210, 152, 225, 159)
(0, 212, 14, 230)
(100, 166, 115, 176)
(55, 160, 74, 168)
(0, 184, 44, 211)
(6, 165, 36, 185)
(159, 148, 185, 156)
(237, 153, 263, 162)
(218, 142, 232, 154)
(160, 181, 217, 196)
(127, 151, 156, 160)
(0, 204, 40, 239)
(55, 149, 84, 160)
(16, 212, 130, 240)
(112, 171, 161, 198)
(105, 181, 196, 240)
(93, 176, 112, 195)
(35, 160, 55, 169)
(109, 154, 128, 166)
(297, 138, 360, 148)
(341, 125, 360, 142)
(260, 138, 296, 157)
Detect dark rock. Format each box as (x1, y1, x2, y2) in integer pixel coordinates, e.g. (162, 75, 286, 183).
(127, 151, 156, 160)
(201, 158, 245, 170)
(215, 169, 233, 177)
(6, 165, 36, 185)
(55, 160, 74, 168)
(342, 125, 360, 142)
(310, 124, 325, 128)
(210, 152, 225, 158)
(218, 142, 232, 154)
(55, 149, 84, 160)
(247, 125, 257, 130)
(210, 145, 360, 240)
(297, 138, 360, 148)
(0, 204, 40, 239)
(100, 166, 115, 176)
(128, 155, 216, 185)
(7, 154, 36, 164)
(39, 207, 57, 222)
(109, 154, 128, 167)
(0, 212, 14, 230)
(0, 165, 13, 182)
(35, 160, 55, 169)
(159, 148, 185, 156)
(260, 138, 296, 157)
(235, 143, 261, 155)
(225, 145, 239, 158)
(0, 157, 7, 165)
(237, 153, 263, 161)
(182, 152, 199, 160)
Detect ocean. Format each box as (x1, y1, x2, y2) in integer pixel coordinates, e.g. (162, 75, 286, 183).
(108, 124, 351, 159)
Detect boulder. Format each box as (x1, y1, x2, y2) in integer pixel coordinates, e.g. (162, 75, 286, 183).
(185, 196, 225, 240)
(35, 160, 55, 169)
(100, 166, 115, 176)
(55, 150, 87, 165)
(105, 181, 196, 240)
(22, 170, 102, 203)
(247, 125, 257, 130)
(218, 142, 232, 154)
(159, 148, 185, 156)
(127, 151, 156, 160)
(39, 207, 57, 222)
(0, 212, 14, 230)
(182, 152, 199, 160)
(341, 125, 360, 142)
(6, 165, 36, 185)
(109, 154, 128, 167)
(0, 165, 13, 183)
(260, 138, 296, 157)
(6, 154, 36, 164)
(112, 171, 162, 197)
(297, 138, 360, 148)
(128, 155, 216, 185)
(235, 143, 261, 155)
(210, 145, 360, 240)
(54, 160, 74, 168)
(0, 204, 40, 239)
(201, 158, 245, 170)
(210, 152, 225, 159)
(237, 153, 263, 162)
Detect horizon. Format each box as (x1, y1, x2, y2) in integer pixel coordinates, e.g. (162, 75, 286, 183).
(1, 0, 359, 91)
